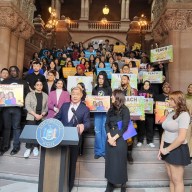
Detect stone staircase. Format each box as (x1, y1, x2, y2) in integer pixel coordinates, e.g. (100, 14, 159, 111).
(0, 131, 191, 189)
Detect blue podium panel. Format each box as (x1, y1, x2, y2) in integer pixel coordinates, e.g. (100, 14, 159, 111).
(20, 125, 79, 146)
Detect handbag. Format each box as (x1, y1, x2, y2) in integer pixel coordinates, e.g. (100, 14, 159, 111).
(117, 120, 137, 140)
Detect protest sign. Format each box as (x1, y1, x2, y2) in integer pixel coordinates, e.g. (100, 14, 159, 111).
(143, 71, 163, 83)
(111, 73, 138, 90)
(125, 96, 145, 120)
(150, 45, 173, 63)
(62, 67, 76, 78)
(85, 96, 110, 112)
(67, 76, 93, 95)
(0, 84, 23, 107)
(144, 98, 154, 114)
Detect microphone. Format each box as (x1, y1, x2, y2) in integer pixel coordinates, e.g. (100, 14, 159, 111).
(71, 107, 80, 134)
(71, 107, 79, 124)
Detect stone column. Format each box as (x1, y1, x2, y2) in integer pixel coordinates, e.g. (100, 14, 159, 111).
(80, 0, 85, 19)
(168, 31, 180, 90)
(0, 27, 11, 70)
(17, 37, 25, 75)
(121, 0, 126, 21)
(84, 0, 89, 20)
(125, 0, 130, 21)
(8, 33, 19, 67)
(55, 0, 61, 19)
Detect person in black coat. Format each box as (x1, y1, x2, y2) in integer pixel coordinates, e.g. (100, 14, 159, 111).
(105, 89, 130, 192)
(0, 66, 30, 155)
(154, 82, 171, 142)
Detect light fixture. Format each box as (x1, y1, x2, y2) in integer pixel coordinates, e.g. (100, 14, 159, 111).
(101, 17, 108, 24)
(138, 14, 147, 27)
(45, 6, 58, 29)
(102, 5, 109, 15)
(64, 17, 71, 24)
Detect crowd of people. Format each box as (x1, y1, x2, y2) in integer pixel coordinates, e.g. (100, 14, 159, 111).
(0, 39, 191, 192)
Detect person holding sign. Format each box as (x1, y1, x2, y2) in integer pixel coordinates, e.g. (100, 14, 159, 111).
(75, 64, 86, 76)
(0, 66, 30, 156)
(119, 75, 138, 164)
(137, 80, 155, 148)
(158, 91, 191, 192)
(154, 82, 171, 142)
(92, 71, 112, 159)
(105, 89, 130, 192)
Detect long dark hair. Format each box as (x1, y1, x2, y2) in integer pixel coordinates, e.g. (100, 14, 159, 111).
(112, 89, 125, 112)
(169, 91, 189, 119)
(54, 79, 67, 91)
(96, 71, 110, 89)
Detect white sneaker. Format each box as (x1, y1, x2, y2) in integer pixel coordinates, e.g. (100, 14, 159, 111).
(24, 149, 31, 158)
(33, 147, 39, 157)
(137, 142, 143, 147)
(148, 143, 155, 148)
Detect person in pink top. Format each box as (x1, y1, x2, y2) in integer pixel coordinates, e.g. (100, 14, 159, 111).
(47, 79, 70, 118)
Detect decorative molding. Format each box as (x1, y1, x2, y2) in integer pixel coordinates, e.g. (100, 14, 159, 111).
(152, 9, 192, 42)
(0, 5, 35, 39)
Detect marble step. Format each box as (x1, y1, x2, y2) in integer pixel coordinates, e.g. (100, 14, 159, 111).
(0, 142, 192, 188)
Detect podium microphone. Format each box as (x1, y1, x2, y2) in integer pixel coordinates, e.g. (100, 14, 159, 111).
(71, 107, 80, 133)
(71, 107, 79, 124)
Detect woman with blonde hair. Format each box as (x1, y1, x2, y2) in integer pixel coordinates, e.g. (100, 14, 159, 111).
(158, 91, 191, 192)
(186, 84, 192, 158)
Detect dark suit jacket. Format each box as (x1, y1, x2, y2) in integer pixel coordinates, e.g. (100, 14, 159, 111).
(55, 102, 91, 130)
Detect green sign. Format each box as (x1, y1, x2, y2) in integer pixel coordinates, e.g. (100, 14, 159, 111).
(150, 45, 173, 63)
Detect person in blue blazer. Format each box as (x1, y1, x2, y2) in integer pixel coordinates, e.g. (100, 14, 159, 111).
(55, 86, 90, 192)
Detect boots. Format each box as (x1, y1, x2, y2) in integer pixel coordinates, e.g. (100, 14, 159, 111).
(127, 151, 133, 164)
(105, 181, 114, 192)
(121, 183, 126, 192)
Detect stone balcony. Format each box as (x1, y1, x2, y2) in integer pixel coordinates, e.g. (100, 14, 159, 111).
(67, 20, 130, 32)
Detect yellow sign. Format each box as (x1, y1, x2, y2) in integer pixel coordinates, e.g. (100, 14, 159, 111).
(62, 67, 76, 78)
(113, 45, 125, 53)
(132, 43, 141, 51)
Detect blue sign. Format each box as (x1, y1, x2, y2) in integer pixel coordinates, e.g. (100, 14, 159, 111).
(36, 118, 64, 148)
(73, 60, 80, 66)
(96, 68, 112, 79)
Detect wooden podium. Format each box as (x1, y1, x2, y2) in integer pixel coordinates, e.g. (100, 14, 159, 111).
(20, 125, 79, 192)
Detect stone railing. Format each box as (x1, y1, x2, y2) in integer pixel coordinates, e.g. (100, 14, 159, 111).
(88, 21, 121, 30)
(67, 20, 128, 31)
(141, 22, 153, 33)
(68, 21, 79, 29)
